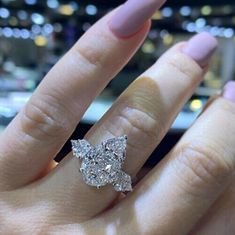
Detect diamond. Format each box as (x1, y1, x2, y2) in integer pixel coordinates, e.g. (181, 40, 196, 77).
(105, 164, 112, 172)
(113, 171, 133, 192)
(71, 136, 132, 192)
(71, 139, 93, 159)
(103, 135, 127, 162)
(80, 147, 121, 187)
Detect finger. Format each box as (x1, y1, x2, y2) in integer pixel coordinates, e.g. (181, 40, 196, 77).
(39, 33, 217, 221)
(189, 82, 235, 235)
(114, 82, 235, 235)
(189, 177, 235, 235)
(0, 0, 166, 190)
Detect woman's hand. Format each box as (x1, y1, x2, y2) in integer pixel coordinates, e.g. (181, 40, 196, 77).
(0, 0, 235, 234)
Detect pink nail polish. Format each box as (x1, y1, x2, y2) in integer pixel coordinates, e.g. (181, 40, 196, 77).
(223, 81, 235, 103)
(109, 0, 166, 38)
(182, 32, 218, 67)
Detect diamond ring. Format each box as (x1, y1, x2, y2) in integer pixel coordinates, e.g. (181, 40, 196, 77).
(71, 135, 132, 192)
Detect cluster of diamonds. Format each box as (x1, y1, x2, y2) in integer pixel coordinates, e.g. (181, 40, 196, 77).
(71, 135, 132, 192)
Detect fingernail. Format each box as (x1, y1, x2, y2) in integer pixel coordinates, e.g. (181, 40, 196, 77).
(223, 81, 235, 102)
(182, 32, 218, 67)
(109, 0, 166, 38)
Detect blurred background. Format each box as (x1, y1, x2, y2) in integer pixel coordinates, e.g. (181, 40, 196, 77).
(0, 0, 234, 164)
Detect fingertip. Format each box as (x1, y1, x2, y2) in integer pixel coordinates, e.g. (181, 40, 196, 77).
(117, 19, 151, 40)
(181, 32, 218, 68)
(109, 0, 166, 39)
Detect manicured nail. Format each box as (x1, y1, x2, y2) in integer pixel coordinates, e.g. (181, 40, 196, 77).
(182, 32, 218, 67)
(109, 0, 166, 38)
(223, 81, 235, 102)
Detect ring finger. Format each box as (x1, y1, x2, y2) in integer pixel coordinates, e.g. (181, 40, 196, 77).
(37, 33, 218, 221)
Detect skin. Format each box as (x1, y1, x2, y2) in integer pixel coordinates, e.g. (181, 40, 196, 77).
(0, 6, 235, 235)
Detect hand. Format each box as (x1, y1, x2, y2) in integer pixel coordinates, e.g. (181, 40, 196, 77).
(0, 0, 235, 234)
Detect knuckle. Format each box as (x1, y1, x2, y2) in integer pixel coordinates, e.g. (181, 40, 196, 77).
(20, 93, 73, 140)
(105, 104, 162, 152)
(174, 143, 234, 192)
(107, 77, 167, 143)
(161, 52, 202, 80)
(120, 106, 160, 141)
(73, 44, 102, 68)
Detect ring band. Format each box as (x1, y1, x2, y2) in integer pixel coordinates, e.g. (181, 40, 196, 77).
(71, 135, 132, 192)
